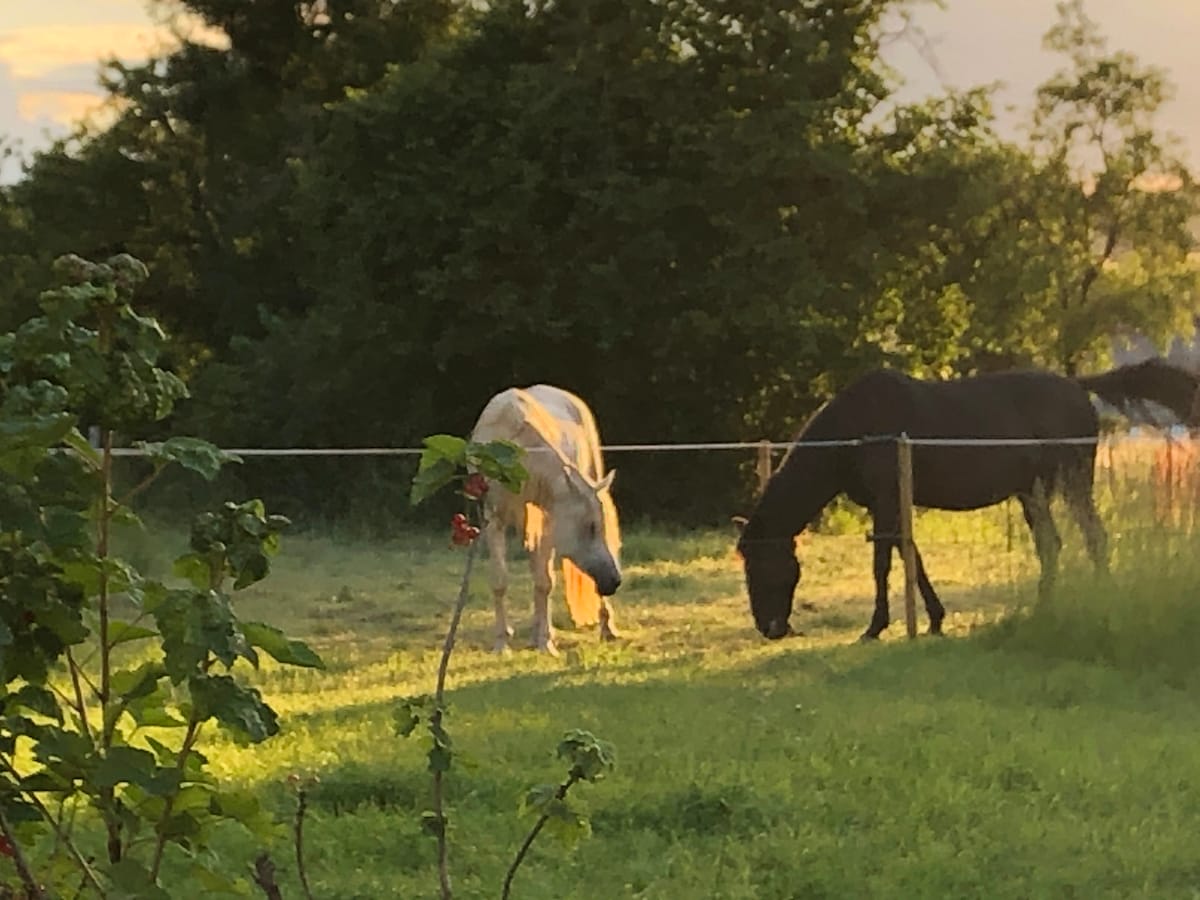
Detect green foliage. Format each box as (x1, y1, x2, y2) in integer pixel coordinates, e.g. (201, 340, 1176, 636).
(0, 254, 322, 897)
(410, 434, 528, 506)
(515, 730, 617, 860)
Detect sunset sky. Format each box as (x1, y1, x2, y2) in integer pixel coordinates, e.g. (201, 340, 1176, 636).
(1, 0, 1199, 182)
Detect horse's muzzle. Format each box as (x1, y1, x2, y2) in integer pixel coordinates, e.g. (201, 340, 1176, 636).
(596, 574, 621, 596)
(764, 619, 794, 640)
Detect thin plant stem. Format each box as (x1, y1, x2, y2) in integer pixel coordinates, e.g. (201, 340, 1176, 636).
(295, 787, 315, 900)
(251, 852, 284, 900)
(97, 425, 122, 864)
(501, 771, 582, 900)
(0, 758, 105, 896)
(116, 463, 166, 506)
(64, 650, 94, 742)
(148, 718, 204, 881)
(431, 518, 482, 900)
(0, 804, 46, 899)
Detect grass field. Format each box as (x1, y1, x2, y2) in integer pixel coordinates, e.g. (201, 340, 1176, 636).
(112, 476, 1200, 900)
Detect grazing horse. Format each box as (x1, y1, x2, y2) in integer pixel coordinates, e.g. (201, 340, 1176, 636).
(471, 384, 622, 655)
(736, 360, 1200, 642)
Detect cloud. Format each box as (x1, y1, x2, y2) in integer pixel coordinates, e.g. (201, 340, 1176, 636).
(0, 24, 174, 80)
(0, 13, 226, 183)
(17, 91, 105, 126)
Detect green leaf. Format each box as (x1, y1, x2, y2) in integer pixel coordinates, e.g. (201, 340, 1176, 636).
(111, 662, 166, 702)
(5, 684, 60, 720)
(62, 427, 101, 468)
(94, 745, 159, 790)
(0, 413, 75, 457)
(172, 553, 213, 590)
(104, 857, 173, 900)
(211, 789, 281, 842)
(42, 506, 90, 547)
(420, 810, 446, 839)
(394, 696, 428, 737)
(428, 743, 453, 773)
(410, 455, 458, 506)
(521, 783, 558, 816)
(181, 860, 252, 897)
(188, 674, 279, 742)
(421, 434, 467, 462)
(126, 695, 187, 730)
(240, 622, 324, 669)
(542, 799, 591, 849)
(108, 620, 158, 647)
(557, 729, 616, 782)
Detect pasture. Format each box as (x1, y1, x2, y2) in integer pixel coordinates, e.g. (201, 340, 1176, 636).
(121, 442, 1200, 900)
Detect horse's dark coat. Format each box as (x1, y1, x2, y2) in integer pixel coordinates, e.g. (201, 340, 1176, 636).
(737, 361, 1200, 641)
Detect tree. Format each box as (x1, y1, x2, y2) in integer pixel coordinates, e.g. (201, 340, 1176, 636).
(195, 0, 995, 521)
(963, 0, 1198, 375)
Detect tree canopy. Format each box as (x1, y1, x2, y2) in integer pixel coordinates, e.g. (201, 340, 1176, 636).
(1, 0, 1196, 523)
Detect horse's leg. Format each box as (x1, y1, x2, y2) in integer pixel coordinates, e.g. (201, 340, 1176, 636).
(862, 508, 896, 640)
(484, 514, 513, 654)
(1019, 482, 1062, 599)
(599, 598, 620, 642)
(913, 545, 946, 635)
(1064, 467, 1109, 577)
(529, 538, 558, 656)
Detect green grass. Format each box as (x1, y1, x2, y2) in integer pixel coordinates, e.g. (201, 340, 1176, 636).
(114, 513, 1200, 899)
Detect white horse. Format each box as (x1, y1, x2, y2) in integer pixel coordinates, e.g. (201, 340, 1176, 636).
(471, 384, 622, 655)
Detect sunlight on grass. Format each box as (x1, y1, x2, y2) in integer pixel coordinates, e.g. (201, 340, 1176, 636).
(105, 471, 1200, 898)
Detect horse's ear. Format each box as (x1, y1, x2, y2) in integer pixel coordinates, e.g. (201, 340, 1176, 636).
(596, 470, 616, 492)
(731, 515, 748, 535)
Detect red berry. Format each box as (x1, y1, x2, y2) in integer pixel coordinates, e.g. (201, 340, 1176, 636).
(451, 513, 468, 527)
(463, 473, 489, 499)
(0, 836, 14, 857)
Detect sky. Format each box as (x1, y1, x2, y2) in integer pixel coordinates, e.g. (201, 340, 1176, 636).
(1, 0, 1199, 183)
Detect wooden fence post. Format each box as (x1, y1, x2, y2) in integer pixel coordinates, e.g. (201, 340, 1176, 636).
(896, 433, 918, 640)
(756, 440, 772, 495)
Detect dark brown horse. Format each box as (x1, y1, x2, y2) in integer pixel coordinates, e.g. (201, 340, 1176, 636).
(736, 360, 1200, 641)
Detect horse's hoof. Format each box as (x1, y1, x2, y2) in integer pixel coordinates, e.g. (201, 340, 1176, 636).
(535, 642, 560, 657)
(858, 632, 880, 643)
(599, 627, 621, 643)
(492, 641, 512, 655)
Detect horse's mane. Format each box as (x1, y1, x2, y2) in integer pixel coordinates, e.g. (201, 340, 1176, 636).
(599, 489, 622, 557)
(775, 399, 833, 470)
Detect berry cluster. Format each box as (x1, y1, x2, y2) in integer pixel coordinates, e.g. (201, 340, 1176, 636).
(450, 513, 481, 546)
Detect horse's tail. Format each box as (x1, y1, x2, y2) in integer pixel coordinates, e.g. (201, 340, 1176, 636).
(1075, 359, 1200, 427)
(562, 558, 602, 627)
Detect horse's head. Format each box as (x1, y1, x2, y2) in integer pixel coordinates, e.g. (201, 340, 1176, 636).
(734, 520, 798, 640)
(552, 465, 622, 595)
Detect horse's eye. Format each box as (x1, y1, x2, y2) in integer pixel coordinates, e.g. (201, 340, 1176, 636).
(587, 522, 597, 538)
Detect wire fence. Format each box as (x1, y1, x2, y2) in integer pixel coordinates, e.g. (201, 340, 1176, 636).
(109, 431, 1200, 532)
(104, 431, 1200, 639)
(110, 435, 1106, 457)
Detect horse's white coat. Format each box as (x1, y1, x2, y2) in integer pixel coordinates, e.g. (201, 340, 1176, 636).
(471, 385, 622, 654)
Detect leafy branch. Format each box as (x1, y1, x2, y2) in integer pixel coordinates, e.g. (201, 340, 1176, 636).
(0, 253, 324, 897)
(503, 730, 616, 900)
(400, 435, 616, 897)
